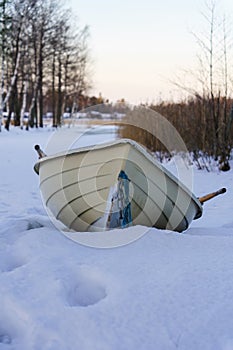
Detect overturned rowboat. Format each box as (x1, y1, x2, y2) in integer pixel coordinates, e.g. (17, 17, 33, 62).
(34, 139, 226, 232)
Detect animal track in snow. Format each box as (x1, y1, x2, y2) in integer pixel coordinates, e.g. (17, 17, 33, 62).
(66, 268, 107, 307)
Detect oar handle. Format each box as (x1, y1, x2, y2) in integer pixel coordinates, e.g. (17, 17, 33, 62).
(198, 187, 226, 204)
(34, 144, 47, 159)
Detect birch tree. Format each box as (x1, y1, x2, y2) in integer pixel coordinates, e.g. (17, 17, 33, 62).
(2, 0, 29, 129)
(0, 0, 11, 131)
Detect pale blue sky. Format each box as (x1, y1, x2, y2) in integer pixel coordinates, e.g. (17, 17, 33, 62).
(68, 0, 233, 104)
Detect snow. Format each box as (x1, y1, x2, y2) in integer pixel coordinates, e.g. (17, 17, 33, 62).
(0, 126, 233, 350)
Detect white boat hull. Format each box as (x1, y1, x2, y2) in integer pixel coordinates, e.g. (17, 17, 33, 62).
(35, 139, 202, 232)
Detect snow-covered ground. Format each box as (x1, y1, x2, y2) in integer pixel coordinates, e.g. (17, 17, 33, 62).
(0, 126, 233, 350)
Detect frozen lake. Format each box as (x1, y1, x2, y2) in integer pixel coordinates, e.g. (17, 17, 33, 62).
(44, 124, 119, 155)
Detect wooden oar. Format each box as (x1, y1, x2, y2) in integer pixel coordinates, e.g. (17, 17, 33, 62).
(198, 187, 227, 204)
(34, 144, 47, 159)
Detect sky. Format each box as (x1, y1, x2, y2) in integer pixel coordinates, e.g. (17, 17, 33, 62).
(68, 0, 233, 104)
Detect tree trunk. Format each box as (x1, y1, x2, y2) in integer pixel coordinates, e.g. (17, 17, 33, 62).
(38, 27, 44, 128)
(56, 52, 62, 126)
(20, 81, 28, 129)
(52, 49, 56, 127)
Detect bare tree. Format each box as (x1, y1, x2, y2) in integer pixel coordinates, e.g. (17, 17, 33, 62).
(173, 0, 233, 170)
(0, 0, 92, 131)
(0, 0, 11, 131)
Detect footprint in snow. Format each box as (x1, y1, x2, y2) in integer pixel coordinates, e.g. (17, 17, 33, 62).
(65, 267, 107, 307)
(0, 334, 11, 345)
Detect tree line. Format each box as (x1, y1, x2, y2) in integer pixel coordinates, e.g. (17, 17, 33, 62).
(119, 96, 233, 171)
(0, 0, 91, 130)
(153, 97, 233, 171)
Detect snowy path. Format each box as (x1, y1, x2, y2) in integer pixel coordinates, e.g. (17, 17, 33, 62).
(0, 127, 233, 350)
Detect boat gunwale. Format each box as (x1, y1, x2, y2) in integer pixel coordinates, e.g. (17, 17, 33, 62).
(35, 138, 203, 217)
